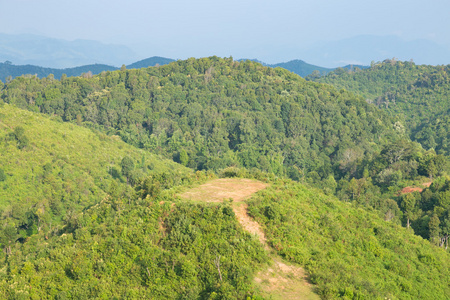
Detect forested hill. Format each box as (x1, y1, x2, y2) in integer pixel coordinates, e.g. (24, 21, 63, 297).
(314, 60, 450, 154)
(1, 163, 449, 299)
(0, 62, 118, 80)
(0, 103, 189, 229)
(1, 57, 364, 81)
(0, 56, 398, 180)
(127, 56, 176, 69)
(1, 58, 449, 299)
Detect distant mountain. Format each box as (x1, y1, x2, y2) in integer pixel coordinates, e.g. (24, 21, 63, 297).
(0, 56, 175, 80)
(269, 59, 333, 77)
(0, 55, 368, 81)
(234, 59, 366, 77)
(0, 62, 118, 80)
(127, 56, 175, 69)
(0, 33, 138, 68)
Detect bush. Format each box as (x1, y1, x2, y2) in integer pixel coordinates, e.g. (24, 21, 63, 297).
(0, 168, 5, 181)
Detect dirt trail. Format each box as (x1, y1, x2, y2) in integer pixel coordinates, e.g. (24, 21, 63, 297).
(178, 178, 319, 299)
(234, 202, 268, 247)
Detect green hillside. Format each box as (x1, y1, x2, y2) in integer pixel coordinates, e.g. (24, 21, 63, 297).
(0, 104, 189, 238)
(314, 60, 450, 153)
(1, 170, 448, 299)
(248, 179, 450, 299)
(0, 57, 449, 299)
(0, 56, 399, 181)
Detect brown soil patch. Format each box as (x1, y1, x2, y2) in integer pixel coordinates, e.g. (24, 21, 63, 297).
(422, 181, 432, 188)
(400, 186, 423, 194)
(178, 178, 268, 203)
(399, 181, 433, 195)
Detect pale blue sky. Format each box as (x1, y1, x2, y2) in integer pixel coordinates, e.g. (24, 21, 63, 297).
(1, 0, 449, 65)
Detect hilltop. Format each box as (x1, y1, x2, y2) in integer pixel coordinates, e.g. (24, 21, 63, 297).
(1, 57, 366, 81)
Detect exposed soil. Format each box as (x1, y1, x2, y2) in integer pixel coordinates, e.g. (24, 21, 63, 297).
(178, 178, 268, 203)
(234, 202, 267, 247)
(178, 178, 318, 299)
(179, 178, 268, 246)
(399, 181, 433, 195)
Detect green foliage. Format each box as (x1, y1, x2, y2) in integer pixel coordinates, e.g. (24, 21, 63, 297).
(316, 60, 450, 154)
(121, 155, 134, 183)
(404, 177, 450, 246)
(0, 56, 397, 181)
(0, 173, 268, 299)
(0, 168, 5, 181)
(248, 180, 450, 299)
(0, 105, 189, 250)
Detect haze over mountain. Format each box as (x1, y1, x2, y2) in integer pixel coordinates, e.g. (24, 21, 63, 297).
(0, 55, 362, 81)
(1, 33, 450, 71)
(0, 33, 138, 68)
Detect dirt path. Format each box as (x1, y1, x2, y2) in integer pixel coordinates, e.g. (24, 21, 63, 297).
(234, 202, 268, 247)
(179, 178, 319, 299)
(179, 178, 268, 246)
(254, 259, 318, 300)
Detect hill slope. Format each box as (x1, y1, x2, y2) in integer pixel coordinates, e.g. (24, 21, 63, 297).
(1, 170, 448, 299)
(0, 57, 399, 181)
(0, 56, 176, 80)
(248, 179, 450, 299)
(127, 56, 176, 69)
(1, 57, 364, 81)
(0, 104, 189, 232)
(315, 60, 450, 154)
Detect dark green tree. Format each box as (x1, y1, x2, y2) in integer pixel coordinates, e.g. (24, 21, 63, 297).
(0, 168, 6, 181)
(121, 156, 134, 184)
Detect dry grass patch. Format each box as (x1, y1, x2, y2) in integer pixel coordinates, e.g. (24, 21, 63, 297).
(254, 259, 319, 300)
(178, 178, 268, 203)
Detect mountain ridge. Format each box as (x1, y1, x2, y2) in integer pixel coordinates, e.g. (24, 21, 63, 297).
(1, 57, 366, 81)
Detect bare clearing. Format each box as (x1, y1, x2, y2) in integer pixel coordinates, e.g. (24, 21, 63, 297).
(179, 178, 268, 203)
(399, 181, 433, 195)
(178, 178, 319, 299)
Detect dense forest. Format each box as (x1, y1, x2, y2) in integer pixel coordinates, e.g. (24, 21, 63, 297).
(314, 60, 450, 154)
(0, 57, 398, 179)
(1, 57, 449, 299)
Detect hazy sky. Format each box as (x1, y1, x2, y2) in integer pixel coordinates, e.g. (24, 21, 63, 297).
(1, 0, 449, 64)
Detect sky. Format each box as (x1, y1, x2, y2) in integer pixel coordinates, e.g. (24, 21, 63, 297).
(1, 0, 449, 65)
